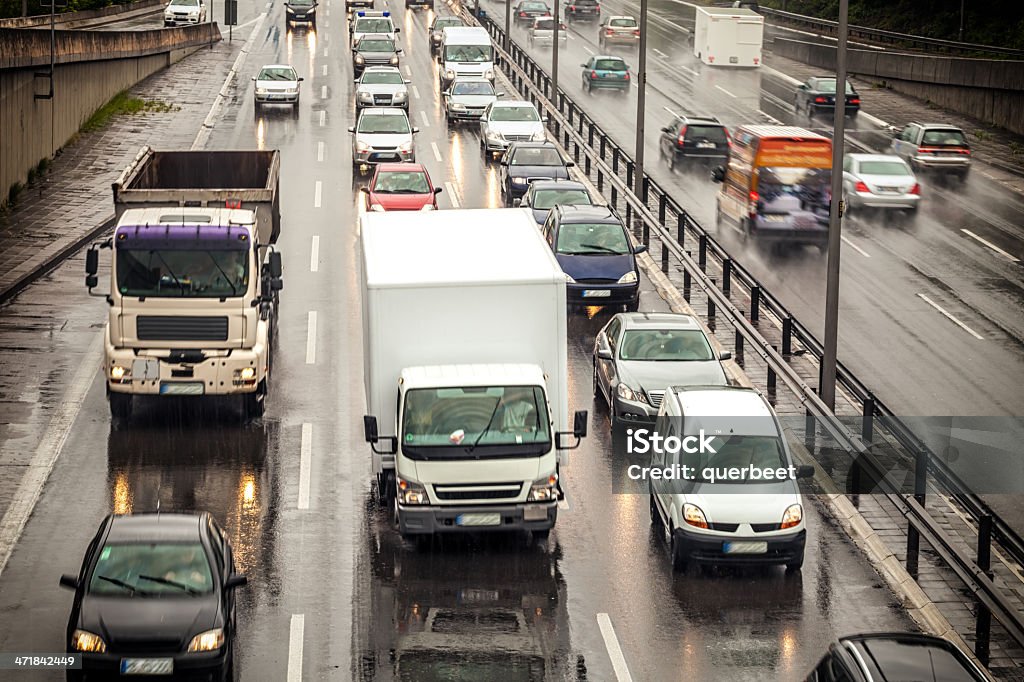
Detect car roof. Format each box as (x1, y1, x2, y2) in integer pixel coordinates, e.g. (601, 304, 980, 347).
(105, 512, 206, 544)
(555, 204, 619, 222)
(847, 153, 907, 163)
(359, 107, 408, 116)
(357, 33, 395, 42)
(679, 115, 723, 125)
(509, 141, 557, 150)
(606, 15, 637, 20)
(913, 122, 964, 130)
(840, 634, 987, 681)
(362, 65, 401, 72)
(259, 64, 295, 70)
(494, 100, 536, 108)
(672, 386, 771, 418)
(376, 162, 427, 172)
(593, 54, 627, 61)
(619, 312, 702, 330)
(451, 76, 492, 83)
(528, 179, 587, 191)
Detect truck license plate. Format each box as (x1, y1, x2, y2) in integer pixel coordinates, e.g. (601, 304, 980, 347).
(456, 513, 501, 527)
(159, 382, 205, 395)
(723, 541, 768, 554)
(524, 504, 548, 521)
(729, 56, 739, 64)
(121, 658, 173, 675)
(582, 290, 611, 297)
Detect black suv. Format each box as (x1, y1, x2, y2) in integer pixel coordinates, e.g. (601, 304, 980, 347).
(657, 115, 731, 171)
(566, 0, 600, 22)
(804, 633, 989, 681)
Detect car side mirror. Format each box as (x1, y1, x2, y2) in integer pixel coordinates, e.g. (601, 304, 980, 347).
(633, 244, 648, 254)
(580, 63, 588, 68)
(597, 348, 612, 361)
(719, 351, 732, 361)
(268, 251, 283, 279)
(797, 465, 815, 479)
(395, 27, 401, 32)
(224, 574, 248, 590)
(512, 197, 522, 206)
(541, 115, 549, 122)
(798, 83, 807, 90)
(251, 76, 256, 81)
(565, 160, 575, 167)
(496, 92, 505, 97)
(297, 77, 304, 82)
(412, 127, 420, 134)
(434, 187, 443, 194)
(354, 78, 361, 83)
(406, 79, 413, 84)
(397, 48, 405, 54)
(711, 166, 725, 183)
(59, 574, 79, 590)
(348, 126, 355, 133)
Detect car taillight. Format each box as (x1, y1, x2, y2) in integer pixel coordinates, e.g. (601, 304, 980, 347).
(676, 125, 687, 146)
(959, 148, 971, 155)
(606, 28, 614, 35)
(569, 4, 575, 9)
(848, 97, 860, 104)
(814, 96, 827, 103)
(590, 70, 598, 79)
(854, 180, 870, 193)
(724, 129, 733, 147)
(909, 183, 921, 195)
(748, 190, 759, 216)
(623, 72, 629, 80)
(633, 29, 640, 36)
(519, 11, 526, 16)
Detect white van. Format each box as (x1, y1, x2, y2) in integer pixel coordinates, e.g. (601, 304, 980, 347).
(439, 26, 495, 90)
(647, 386, 813, 571)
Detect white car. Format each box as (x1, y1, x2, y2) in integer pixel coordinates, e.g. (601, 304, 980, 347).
(443, 77, 502, 123)
(164, 0, 207, 26)
(479, 100, 547, 160)
(350, 11, 398, 44)
(349, 107, 419, 170)
(648, 386, 813, 572)
(842, 153, 920, 214)
(354, 67, 411, 110)
(252, 65, 303, 113)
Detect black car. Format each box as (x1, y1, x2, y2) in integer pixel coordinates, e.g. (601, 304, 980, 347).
(515, 178, 594, 225)
(284, 0, 317, 25)
(565, 0, 600, 22)
(804, 633, 990, 681)
(795, 75, 861, 119)
(500, 142, 574, 203)
(61, 512, 247, 682)
(513, 0, 552, 27)
(352, 34, 402, 76)
(657, 114, 731, 171)
(429, 16, 465, 53)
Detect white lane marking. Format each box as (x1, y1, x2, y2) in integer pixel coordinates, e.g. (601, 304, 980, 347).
(419, 110, 430, 128)
(314, 180, 322, 208)
(841, 235, 870, 258)
(0, 333, 103, 579)
(597, 613, 634, 682)
(324, 46, 329, 57)
(431, 141, 442, 163)
(324, 19, 329, 28)
(961, 228, 1019, 262)
(761, 64, 802, 86)
(583, 44, 595, 55)
(319, 109, 327, 126)
(653, 48, 668, 58)
(317, 141, 325, 162)
(287, 614, 305, 682)
(403, 65, 412, 77)
(757, 108, 783, 124)
(322, 64, 328, 76)
(310, 235, 320, 272)
(324, 31, 329, 41)
(662, 105, 679, 117)
(444, 181, 459, 207)
(412, 85, 421, 100)
(321, 85, 328, 99)
(916, 293, 984, 340)
(306, 311, 318, 363)
(715, 85, 737, 98)
(298, 423, 312, 509)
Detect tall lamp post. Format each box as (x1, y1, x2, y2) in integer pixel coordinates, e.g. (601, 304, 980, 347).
(551, 0, 559, 106)
(632, 0, 648, 197)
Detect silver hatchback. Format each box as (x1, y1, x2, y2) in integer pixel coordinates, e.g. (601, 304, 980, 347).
(349, 107, 419, 170)
(842, 153, 920, 214)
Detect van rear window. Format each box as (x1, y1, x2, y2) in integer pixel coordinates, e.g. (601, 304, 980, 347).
(685, 126, 728, 144)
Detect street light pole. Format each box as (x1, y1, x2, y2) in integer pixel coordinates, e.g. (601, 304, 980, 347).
(505, 0, 511, 52)
(632, 0, 648, 197)
(551, 0, 559, 107)
(820, 0, 849, 410)
(958, 0, 965, 42)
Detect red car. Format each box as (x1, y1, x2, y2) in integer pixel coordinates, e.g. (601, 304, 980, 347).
(364, 163, 442, 211)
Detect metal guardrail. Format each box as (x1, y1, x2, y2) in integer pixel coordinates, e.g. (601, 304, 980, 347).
(469, 9, 1024, 665)
(760, 7, 1024, 60)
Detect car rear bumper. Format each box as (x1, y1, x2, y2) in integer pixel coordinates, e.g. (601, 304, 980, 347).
(587, 78, 630, 89)
(674, 526, 806, 565)
(673, 150, 728, 164)
(398, 502, 557, 534)
(567, 282, 638, 306)
(911, 156, 971, 172)
(602, 34, 639, 44)
(809, 104, 860, 116)
(848, 192, 920, 210)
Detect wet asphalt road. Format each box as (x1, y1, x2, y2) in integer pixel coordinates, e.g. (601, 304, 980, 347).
(0, 0, 918, 680)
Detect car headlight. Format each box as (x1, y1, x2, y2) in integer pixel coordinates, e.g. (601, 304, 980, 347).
(370, 203, 385, 212)
(616, 383, 646, 404)
(286, 87, 298, 94)
(444, 69, 455, 79)
(390, 55, 399, 65)
(187, 628, 225, 653)
(781, 504, 803, 530)
(357, 91, 373, 101)
(286, 5, 294, 11)
(449, 102, 466, 110)
(683, 503, 709, 529)
(164, 11, 173, 18)
(527, 473, 558, 501)
(109, 365, 129, 381)
(355, 55, 365, 64)
(531, 131, 547, 142)
(617, 271, 637, 284)
(484, 69, 495, 80)
(486, 130, 503, 141)
(420, 204, 435, 211)
(71, 629, 106, 653)
(393, 91, 408, 101)
(356, 141, 370, 152)
(399, 141, 413, 152)
(564, 273, 576, 283)
(512, 176, 528, 184)
(188, 8, 200, 15)
(256, 87, 268, 95)
(397, 476, 428, 505)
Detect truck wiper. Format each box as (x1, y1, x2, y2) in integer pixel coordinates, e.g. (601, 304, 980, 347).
(466, 397, 503, 455)
(205, 252, 238, 296)
(151, 250, 186, 295)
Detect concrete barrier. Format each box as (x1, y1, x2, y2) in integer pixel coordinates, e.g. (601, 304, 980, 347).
(0, 24, 220, 207)
(0, 0, 163, 29)
(772, 37, 1024, 135)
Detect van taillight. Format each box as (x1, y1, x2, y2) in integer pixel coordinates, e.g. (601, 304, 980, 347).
(677, 125, 688, 146)
(590, 70, 598, 79)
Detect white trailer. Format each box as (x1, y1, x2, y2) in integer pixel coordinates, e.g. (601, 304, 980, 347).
(693, 6, 764, 67)
(359, 208, 587, 537)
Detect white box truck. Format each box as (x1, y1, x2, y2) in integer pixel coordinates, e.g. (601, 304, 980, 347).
(360, 208, 587, 538)
(693, 6, 764, 67)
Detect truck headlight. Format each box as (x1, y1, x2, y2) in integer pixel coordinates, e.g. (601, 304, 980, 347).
(527, 473, 558, 501)
(617, 271, 637, 284)
(780, 504, 803, 530)
(109, 365, 129, 381)
(616, 383, 646, 403)
(187, 628, 225, 653)
(71, 629, 106, 653)
(484, 68, 495, 80)
(397, 476, 428, 505)
(683, 503, 709, 529)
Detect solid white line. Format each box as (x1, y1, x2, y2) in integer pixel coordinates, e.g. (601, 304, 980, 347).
(412, 85, 421, 100)
(314, 180, 322, 208)
(306, 311, 318, 363)
(757, 109, 783, 124)
(444, 181, 459, 207)
(319, 109, 326, 126)
(419, 110, 430, 128)
(431, 141, 442, 163)
(961, 228, 1019, 262)
(715, 85, 737, 98)
(841, 235, 870, 258)
(0, 333, 103, 579)
(322, 64, 328, 76)
(916, 294, 984, 340)
(317, 141, 325, 162)
(597, 613, 634, 682)
(321, 85, 328, 99)
(662, 105, 679, 118)
(653, 48, 668, 58)
(310, 235, 320, 272)
(287, 614, 305, 682)
(583, 45, 595, 55)
(298, 423, 312, 509)
(761, 64, 802, 86)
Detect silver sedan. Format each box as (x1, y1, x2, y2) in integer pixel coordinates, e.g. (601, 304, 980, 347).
(842, 153, 920, 214)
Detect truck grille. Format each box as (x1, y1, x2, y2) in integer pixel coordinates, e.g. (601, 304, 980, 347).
(136, 316, 228, 341)
(433, 482, 523, 501)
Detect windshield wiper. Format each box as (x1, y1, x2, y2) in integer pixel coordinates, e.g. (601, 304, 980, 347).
(151, 251, 186, 295)
(96, 575, 137, 594)
(138, 574, 200, 595)
(577, 243, 623, 254)
(205, 252, 238, 296)
(465, 396, 503, 455)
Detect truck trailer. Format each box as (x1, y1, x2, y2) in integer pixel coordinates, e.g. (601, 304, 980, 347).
(693, 6, 764, 67)
(360, 208, 587, 538)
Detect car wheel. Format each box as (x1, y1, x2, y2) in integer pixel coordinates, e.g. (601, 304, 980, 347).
(109, 392, 132, 421)
(592, 360, 602, 398)
(669, 524, 687, 571)
(242, 383, 266, 420)
(253, 100, 260, 115)
(649, 493, 661, 526)
(786, 550, 804, 572)
(668, 151, 677, 172)
(738, 218, 750, 243)
(848, 110, 858, 120)
(842, 191, 852, 217)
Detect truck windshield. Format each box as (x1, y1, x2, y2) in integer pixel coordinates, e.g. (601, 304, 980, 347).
(116, 249, 249, 298)
(444, 45, 494, 62)
(402, 386, 551, 457)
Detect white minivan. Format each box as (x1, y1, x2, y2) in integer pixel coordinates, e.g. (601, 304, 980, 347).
(648, 386, 813, 571)
(438, 26, 495, 91)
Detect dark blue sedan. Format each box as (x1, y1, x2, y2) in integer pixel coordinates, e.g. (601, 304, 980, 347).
(499, 142, 574, 204)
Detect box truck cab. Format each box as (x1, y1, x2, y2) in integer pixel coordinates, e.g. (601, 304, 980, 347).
(439, 26, 495, 90)
(711, 125, 832, 250)
(360, 209, 587, 538)
(692, 6, 763, 67)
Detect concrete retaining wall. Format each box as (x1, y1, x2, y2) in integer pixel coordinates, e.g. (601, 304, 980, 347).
(772, 37, 1024, 135)
(0, 24, 219, 205)
(0, 0, 162, 29)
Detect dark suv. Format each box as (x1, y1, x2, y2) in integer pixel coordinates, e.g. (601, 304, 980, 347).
(888, 122, 972, 181)
(803, 633, 989, 681)
(566, 0, 600, 22)
(657, 115, 731, 171)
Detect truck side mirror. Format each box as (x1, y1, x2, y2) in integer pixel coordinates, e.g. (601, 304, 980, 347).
(573, 410, 588, 438)
(268, 251, 283, 279)
(85, 249, 99, 289)
(711, 166, 725, 183)
(363, 415, 379, 443)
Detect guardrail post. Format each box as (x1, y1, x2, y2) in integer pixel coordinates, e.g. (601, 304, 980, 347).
(722, 259, 732, 297)
(782, 317, 793, 355)
(610, 186, 617, 209)
(862, 393, 875, 442)
(906, 524, 920, 578)
(612, 148, 619, 173)
(750, 285, 760, 322)
(735, 329, 744, 363)
(588, 122, 595, 147)
(676, 212, 685, 247)
(573, 142, 580, 165)
(600, 135, 607, 161)
(625, 203, 632, 228)
(584, 154, 591, 175)
(642, 176, 650, 205)
(563, 130, 570, 151)
(626, 161, 634, 190)
(683, 266, 691, 301)
(642, 217, 650, 247)
(566, 98, 572, 126)
(597, 169, 604, 192)
(698, 234, 708, 271)
(661, 241, 669, 273)
(805, 408, 816, 451)
(707, 278, 716, 321)
(976, 513, 993, 666)
(767, 347, 777, 397)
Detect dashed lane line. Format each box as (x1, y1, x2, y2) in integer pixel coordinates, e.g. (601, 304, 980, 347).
(961, 228, 1020, 262)
(841, 235, 871, 258)
(314, 180, 322, 208)
(310, 235, 320, 272)
(306, 311, 318, 363)
(298, 423, 312, 509)
(287, 614, 305, 682)
(596, 613, 634, 682)
(917, 293, 984, 340)
(444, 181, 460, 208)
(431, 141, 443, 163)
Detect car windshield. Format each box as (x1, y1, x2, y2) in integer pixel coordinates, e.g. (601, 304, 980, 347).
(116, 249, 249, 298)
(359, 39, 395, 52)
(362, 71, 404, 85)
(531, 188, 591, 209)
(814, 79, 854, 94)
(490, 105, 540, 122)
(444, 44, 494, 62)
(452, 81, 494, 95)
(685, 125, 728, 143)
(89, 543, 214, 596)
(258, 67, 297, 81)
(922, 129, 968, 146)
(594, 59, 627, 71)
(172, 0, 200, 6)
(556, 222, 630, 255)
(373, 171, 430, 193)
(609, 18, 636, 27)
(511, 146, 562, 166)
(857, 160, 909, 176)
(358, 113, 410, 133)
(521, 2, 549, 10)
(619, 330, 714, 361)
(680, 435, 788, 481)
(402, 386, 551, 452)
(355, 18, 392, 32)
(289, 0, 314, 5)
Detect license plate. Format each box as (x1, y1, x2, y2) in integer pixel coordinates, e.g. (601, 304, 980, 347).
(524, 504, 548, 521)
(121, 658, 173, 675)
(269, 95, 284, 100)
(460, 588, 500, 602)
(876, 186, 899, 193)
(582, 290, 611, 297)
(723, 541, 768, 554)
(159, 382, 204, 395)
(456, 513, 501, 526)
(729, 56, 738, 64)
(696, 142, 716, 149)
